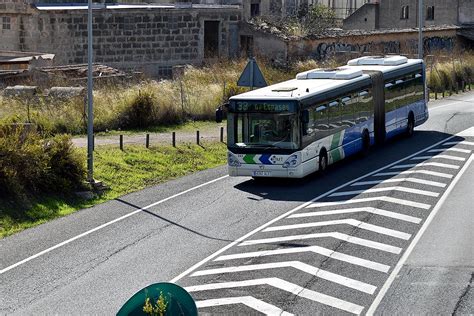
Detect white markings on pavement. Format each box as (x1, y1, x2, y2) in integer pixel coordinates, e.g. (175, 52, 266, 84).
(215, 246, 391, 273)
(351, 178, 446, 188)
(391, 162, 460, 170)
(0, 175, 229, 275)
(373, 170, 453, 179)
(329, 186, 439, 198)
(192, 261, 377, 294)
(455, 126, 474, 137)
(195, 296, 294, 316)
(186, 278, 365, 315)
(263, 219, 411, 240)
(443, 140, 474, 146)
(290, 207, 421, 224)
(239, 232, 402, 254)
(308, 196, 431, 210)
(411, 155, 466, 162)
(428, 148, 471, 154)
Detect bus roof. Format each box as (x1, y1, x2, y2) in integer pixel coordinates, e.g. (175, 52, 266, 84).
(230, 57, 423, 102)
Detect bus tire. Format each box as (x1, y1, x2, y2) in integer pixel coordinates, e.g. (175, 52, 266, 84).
(406, 112, 415, 137)
(318, 150, 328, 174)
(361, 130, 370, 157)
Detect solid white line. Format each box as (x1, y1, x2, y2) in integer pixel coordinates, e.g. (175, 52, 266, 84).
(443, 140, 474, 146)
(307, 196, 431, 210)
(195, 296, 293, 316)
(411, 155, 466, 161)
(0, 175, 229, 275)
(214, 246, 391, 273)
(171, 132, 460, 283)
(366, 154, 474, 315)
(186, 278, 365, 315)
(373, 170, 453, 179)
(456, 126, 474, 137)
(263, 219, 411, 240)
(289, 207, 421, 224)
(351, 178, 446, 188)
(192, 261, 377, 294)
(391, 162, 460, 170)
(429, 98, 474, 111)
(428, 148, 471, 154)
(239, 232, 402, 254)
(329, 186, 439, 198)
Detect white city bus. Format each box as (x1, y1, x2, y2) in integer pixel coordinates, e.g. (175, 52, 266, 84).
(216, 56, 429, 178)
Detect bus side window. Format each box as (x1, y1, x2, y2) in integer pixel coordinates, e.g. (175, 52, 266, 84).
(385, 81, 397, 113)
(340, 95, 354, 126)
(328, 100, 340, 130)
(414, 73, 424, 100)
(357, 89, 371, 123)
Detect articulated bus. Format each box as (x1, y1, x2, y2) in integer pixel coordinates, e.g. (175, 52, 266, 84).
(217, 55, 429, 178)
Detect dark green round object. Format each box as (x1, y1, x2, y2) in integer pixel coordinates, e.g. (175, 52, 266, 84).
(117, 282, 197, 316)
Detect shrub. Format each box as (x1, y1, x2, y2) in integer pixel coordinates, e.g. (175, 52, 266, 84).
(119, 89, 157, 129)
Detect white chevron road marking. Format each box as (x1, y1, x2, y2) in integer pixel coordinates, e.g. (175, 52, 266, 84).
(373, 169, 453, 179)
(239, 232, 402, 254)
(307, 196, 431, 210)
(215, 246, 391, 273)
(411, 155, 466, 162)
(443, 140, 474, 146)
(391, 162, 460, 170)
(186, 278, 365, 315)
(192, 261, 377, 294)
(329, 186, 439, 198)
(428, 148, 471, 154)
(195, 296, 293, 316)
(290, 207, 421, 224)
(351, 178, 446, 188)
(263, 219, 411, 240)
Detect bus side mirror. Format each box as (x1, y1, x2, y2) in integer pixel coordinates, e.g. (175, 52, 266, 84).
(302, 110, 310, 124)
(215, 107, 223, 123)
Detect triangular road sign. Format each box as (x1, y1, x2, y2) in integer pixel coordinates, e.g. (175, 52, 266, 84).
(237, 58, 267, 88)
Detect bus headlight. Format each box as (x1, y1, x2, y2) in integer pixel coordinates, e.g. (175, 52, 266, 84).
(283, 154, 300, 168)
(228, 152, 241, 167)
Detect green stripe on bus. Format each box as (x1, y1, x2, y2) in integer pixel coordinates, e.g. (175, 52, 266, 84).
(243, 154, 256, 164)
(331, 132, 341, 150)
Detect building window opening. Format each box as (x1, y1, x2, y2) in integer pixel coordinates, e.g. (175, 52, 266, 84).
(426, 6, 434, 20)
(251, 1, 261, 17)
(400, 5, 409, 19)
(2, 16, 11, 30)
(240, 35, 254, 57)
(204, 20, 219, 58)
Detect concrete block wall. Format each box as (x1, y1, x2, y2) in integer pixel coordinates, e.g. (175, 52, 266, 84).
(343, 3, 378, 30)
(0, 6, 241, 76)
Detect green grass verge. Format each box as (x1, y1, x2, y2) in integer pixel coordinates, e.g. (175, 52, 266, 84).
(0, 142, 227, 238)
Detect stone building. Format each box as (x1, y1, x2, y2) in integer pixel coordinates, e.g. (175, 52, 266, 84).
(0, 0, 241, 76)
(343, 0, 473, 30)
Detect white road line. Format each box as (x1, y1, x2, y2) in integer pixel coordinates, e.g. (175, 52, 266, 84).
(195, 296, 293, 316)
(192, 261, 377, 294)
(411, 155, 466, 162)
(171, 131, 462, 283)
(456, 126, 474, 137)
(367, 154, 474, 315)
(239, 232, 402, 254)
(351, 178, 446, 188)
(443, 140, 474, 146)
(428, 148, 471, 154)
(289, 207, 421, 224)
(307, 196, 431, 210)
(214, 246, 391, 273)
(429, 98, 474, 111)
(263, 219, 411, 240)
(0, 175, 229, 275)
(186, 278, 365, 315)
(329, 186, 439, 198)
(391, 162, 460, 170)
(373, 170, 453, 179)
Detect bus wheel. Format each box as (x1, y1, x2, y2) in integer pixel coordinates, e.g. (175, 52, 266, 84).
(319, 151, 328, 174)
(361, 130, 370, 157)
(406, 113, 415, 137)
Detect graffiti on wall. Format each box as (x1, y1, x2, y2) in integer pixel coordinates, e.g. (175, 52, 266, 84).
(424, 36, 455, 52)
(313, 41, 400, 60)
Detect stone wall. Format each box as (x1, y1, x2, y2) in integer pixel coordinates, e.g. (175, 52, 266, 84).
(459, 0, 474, 24)
(342, 2, 378, 30)
(0, 5, 241, 76)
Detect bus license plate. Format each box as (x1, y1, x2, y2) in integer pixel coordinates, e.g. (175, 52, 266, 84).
(253, 171, 271, 177)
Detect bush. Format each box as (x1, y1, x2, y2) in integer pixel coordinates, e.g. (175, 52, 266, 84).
(0, 123, 86, 204)
(119, 89, 157, 129)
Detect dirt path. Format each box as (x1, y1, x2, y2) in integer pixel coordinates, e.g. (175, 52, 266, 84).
(72, 127, 227, 148)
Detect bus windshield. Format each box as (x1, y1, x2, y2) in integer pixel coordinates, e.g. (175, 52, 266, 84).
(228, 112, 300, 150)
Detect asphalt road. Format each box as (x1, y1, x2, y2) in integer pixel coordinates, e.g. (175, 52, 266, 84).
(1, 92, 473, 315)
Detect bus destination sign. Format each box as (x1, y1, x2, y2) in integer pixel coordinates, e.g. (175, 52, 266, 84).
(233, 101, 295, 112)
